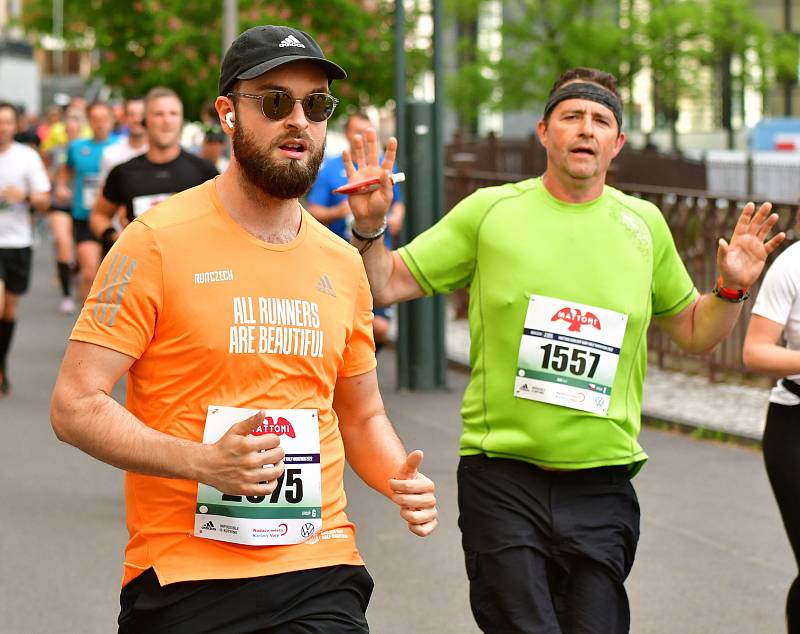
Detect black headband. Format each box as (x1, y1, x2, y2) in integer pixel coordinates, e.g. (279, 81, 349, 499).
(543, 82, 622, 129)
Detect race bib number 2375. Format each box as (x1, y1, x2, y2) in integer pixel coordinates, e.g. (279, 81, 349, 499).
(195, 406, 322, 546)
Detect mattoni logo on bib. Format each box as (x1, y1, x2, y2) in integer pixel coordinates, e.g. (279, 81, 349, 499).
(251, 416, 296, 438)
(550, 307, 602, 333)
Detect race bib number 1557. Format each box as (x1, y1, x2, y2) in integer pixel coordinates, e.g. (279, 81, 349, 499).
(515, 295, 628, 416)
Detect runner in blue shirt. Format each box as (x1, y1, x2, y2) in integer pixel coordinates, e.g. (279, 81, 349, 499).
(54, 102, 117, 302)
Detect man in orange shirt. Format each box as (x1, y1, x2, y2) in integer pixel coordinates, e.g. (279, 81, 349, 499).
(50, 25, 437, 633)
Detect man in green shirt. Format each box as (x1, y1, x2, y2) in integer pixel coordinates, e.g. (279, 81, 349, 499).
(345, 67, 784, 632)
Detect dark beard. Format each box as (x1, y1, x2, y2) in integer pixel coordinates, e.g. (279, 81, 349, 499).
(233, 123, 325, 200)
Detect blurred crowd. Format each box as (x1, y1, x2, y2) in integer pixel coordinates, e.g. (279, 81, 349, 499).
(0, 90, 402, 398)
(6, 94, 230, 314)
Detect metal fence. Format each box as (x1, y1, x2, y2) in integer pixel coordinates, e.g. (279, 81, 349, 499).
(446, 135, 707, 189)
(443, 168, 800, 381)
(706, 150, 800, 203)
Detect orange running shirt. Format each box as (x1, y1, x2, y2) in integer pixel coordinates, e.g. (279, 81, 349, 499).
(70, 179, 376, 587)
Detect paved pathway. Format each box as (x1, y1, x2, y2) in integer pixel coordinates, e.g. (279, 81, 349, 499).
(0, 240, 792, 633)
(444, 316, 771, 441)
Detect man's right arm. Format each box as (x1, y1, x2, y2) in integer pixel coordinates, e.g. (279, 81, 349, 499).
(89, 193, 122, 244)
(51, 340, 285, 496)
(342, 130, 426, 306)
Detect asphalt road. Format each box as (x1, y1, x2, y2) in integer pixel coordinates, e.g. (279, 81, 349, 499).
(0, 242, 794, 633)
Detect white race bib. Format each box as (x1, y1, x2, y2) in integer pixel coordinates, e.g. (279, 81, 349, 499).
(132, 192, 172, 217)
(514, 295, 628, 416)
(82, 174, 100, 209)
(195, 406, 322, 546)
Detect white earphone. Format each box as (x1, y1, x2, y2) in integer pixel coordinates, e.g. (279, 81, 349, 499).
(225, 112, 234, 129)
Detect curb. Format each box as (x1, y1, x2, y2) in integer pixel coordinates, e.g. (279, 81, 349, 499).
(641, 414, 762, 449)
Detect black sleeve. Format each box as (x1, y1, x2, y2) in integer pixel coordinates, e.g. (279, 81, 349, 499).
(203, 158, 220, 177)
(102, 165, 124, 204)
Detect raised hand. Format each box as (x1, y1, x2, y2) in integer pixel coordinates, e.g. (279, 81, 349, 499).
(718, 202, 785, 288)
(203, 410, 285, 497)
(342, 128, 397, 234)
(388, 450, 438, 537)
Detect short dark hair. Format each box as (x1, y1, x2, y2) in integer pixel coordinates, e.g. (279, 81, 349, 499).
(124, 97, 144, 112)
(548, 67, 620, 100)
(0, 101, 17, 118)
(345, 111, 371, 129)
(145, 87, 181, 110)
(86, 101, 113, 117)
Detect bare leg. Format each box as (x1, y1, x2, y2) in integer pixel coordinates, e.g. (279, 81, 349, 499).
(76, 239, 102, 303)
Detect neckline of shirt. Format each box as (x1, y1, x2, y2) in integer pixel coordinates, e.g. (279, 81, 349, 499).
(206, 178, 309, 252)
(535, 177, 607, 214)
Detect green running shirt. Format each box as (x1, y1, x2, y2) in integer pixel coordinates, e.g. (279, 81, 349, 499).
(399, 178, 697, 472)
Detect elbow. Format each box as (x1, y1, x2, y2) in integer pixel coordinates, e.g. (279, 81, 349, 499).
(675, 338, 718, 357)
(88, 212, 102, 237)
(741, 346, 754, 370)
(696, 342, 721, 357)
(741, 345, 762, 373)
(50, 400, 68, 443)
(50, 391, 75, 445)
(32, 194, 50, 212)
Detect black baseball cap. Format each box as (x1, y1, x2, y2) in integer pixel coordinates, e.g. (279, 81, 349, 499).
(219, 25, 347, 96)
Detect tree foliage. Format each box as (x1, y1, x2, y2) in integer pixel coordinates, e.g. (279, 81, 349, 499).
(17, 0, 426, 119)
(445, 0, 796, 141)
(446, 0, 643, 113)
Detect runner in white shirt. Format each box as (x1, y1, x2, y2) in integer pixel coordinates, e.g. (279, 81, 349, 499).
(0, 102, 52, 396)
(743, 241, 800, 631)
(98, 98, 148, 184)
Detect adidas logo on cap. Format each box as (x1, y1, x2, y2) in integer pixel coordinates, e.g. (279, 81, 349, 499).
(279, 35, 306, 48)
(201, 521, 216, 531)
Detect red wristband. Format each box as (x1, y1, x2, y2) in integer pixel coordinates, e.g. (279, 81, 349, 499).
(713, 276, 749, 302)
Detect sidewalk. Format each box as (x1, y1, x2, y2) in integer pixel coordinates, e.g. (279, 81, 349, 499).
(444, 317, 771, 442)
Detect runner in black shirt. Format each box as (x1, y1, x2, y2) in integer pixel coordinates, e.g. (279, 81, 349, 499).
(103, 149, 217, 224)
(89, 87, 218, 250)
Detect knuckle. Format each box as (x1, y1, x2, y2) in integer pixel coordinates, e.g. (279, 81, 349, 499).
(262, 479, 277, 494)
(245, 454, 263, 469)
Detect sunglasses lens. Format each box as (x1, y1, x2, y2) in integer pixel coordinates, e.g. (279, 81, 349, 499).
(261, 91, 294, 120)
(304, 94, 336, 122)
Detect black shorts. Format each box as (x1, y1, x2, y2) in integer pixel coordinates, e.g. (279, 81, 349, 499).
(49, 194, 72, 214)
(118, 564, 374, 634)
(73, 218, 99, 244)
(458, 454, 640, 633)
(0, 247, 33, 295)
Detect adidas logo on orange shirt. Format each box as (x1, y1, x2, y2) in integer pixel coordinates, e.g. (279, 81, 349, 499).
(317, 275, 336, 297)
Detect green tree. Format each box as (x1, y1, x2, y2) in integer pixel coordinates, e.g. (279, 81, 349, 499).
(759, 30, 800, 116)
(445, 0, 791, 150)
(17, 0, 425, 120)
(699, 0, 770, 148)
(643, 0, 706, 151)
(445, 0, 646, 137)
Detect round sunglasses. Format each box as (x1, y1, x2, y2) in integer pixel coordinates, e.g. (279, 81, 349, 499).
(228, 90, 339, 123)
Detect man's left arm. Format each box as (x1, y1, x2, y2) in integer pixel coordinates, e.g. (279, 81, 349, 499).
(655, 201, 784, 354)
(334, 369, 438, 537)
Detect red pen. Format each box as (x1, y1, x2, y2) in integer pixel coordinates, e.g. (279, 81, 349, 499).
(332, 172, 405, 195)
